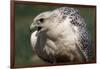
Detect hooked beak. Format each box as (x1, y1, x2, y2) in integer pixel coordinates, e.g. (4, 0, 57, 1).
(30, 23, 37, 32)
(30, 23, 42, 32)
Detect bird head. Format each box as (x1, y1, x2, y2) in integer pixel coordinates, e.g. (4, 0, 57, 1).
(30, 7, 84, 39)
(30, 11, 54, 33)
(30, 8, 69, 33)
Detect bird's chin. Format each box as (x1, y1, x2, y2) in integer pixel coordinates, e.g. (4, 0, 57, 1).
(36, 27, 45, 36)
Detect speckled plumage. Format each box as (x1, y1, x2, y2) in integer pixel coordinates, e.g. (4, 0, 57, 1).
(30, 7, 92, 64)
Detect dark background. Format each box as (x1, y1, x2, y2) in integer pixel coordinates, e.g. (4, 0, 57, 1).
(15, 3, 95, 67)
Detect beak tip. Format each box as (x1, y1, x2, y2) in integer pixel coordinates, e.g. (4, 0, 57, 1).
(30, 26, 32, 30)
(30, 23, 34, 30)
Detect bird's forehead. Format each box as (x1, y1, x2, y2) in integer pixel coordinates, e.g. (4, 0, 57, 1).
(34, 11, 51, 21)
(33, 7, 80, 22)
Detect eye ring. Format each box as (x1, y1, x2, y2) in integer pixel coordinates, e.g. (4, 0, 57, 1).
(39, 18, 44, 23)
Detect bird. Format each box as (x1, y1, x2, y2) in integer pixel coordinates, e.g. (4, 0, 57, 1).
(30, 7, 92, 64)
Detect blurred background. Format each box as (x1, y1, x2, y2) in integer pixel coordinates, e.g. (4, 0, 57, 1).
(15, 3, 95, 67)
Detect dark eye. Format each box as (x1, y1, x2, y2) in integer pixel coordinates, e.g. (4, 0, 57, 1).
(39, 18, 44, 23)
